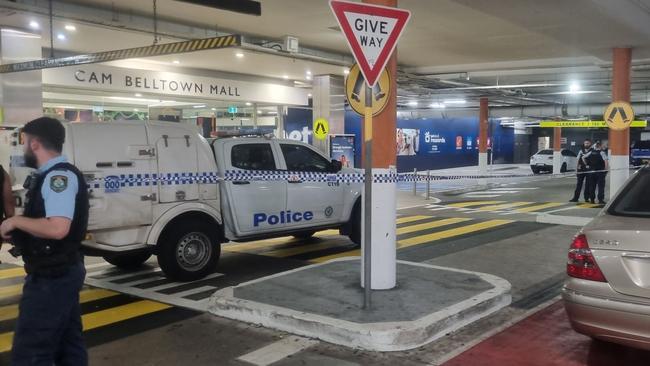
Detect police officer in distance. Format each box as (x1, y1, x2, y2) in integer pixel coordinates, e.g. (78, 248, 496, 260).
(0, 117, 89, 365)
(584, 140, 609, 204)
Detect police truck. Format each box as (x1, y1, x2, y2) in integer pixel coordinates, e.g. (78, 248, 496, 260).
(7, 121, 362, 280)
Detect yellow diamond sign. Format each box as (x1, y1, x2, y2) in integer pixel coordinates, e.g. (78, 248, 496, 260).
(604, 101, 634, 131)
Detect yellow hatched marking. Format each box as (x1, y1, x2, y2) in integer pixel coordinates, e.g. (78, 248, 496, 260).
(577, 203, 601, 208)
(447, 201, 505, 208)
(476, 202, 534, 211)
(0, 288, 118, 322)
(311, 249, 360, 263)
(396, 218, 471, 235)
(223, 230, 341, 252)
(515, 202, 565, 213)
(0, 284, 22, 299)
(0, 267, 25, 280)
(0, 300, 170, 353)
(396, 215, 431, 225)
(264, 238, 352, 258)
(398, 220, 513, 248)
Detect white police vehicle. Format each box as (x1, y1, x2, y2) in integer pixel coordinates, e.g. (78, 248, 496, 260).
(8, 121, 362, 280)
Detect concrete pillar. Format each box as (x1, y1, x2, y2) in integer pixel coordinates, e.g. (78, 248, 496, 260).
(312, 75, 345, 154)
(609, 48, 632, 199)
(478, 97, 489, 175)
(552, 127, 563, 174)
(359, 0, 398, 291)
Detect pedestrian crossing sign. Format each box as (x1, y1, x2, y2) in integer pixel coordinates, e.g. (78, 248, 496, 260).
(604, 101, 634, 131)
(313, 118, 329, 140)
(345, 63, 391, 117)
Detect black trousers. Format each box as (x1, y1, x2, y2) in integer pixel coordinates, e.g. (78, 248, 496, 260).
(572, 172, 588, 201)
(586, 172, 607, 202)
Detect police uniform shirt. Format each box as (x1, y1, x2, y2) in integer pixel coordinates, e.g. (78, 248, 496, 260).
(37, 156, 78, 220)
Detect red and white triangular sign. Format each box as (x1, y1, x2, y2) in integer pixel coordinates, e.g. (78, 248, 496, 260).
(330, 0, 410, 87)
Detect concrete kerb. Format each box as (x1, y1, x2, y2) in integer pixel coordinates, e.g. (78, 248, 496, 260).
(207, 258, 512, 352)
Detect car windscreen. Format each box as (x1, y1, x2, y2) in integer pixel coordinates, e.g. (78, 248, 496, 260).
(632, 141, 650, 149)
(608, 169, 650, 217)
(536, 150, 553, 155)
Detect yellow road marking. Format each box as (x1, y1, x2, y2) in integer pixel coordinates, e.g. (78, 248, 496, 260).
(398, 220, 513, 248)
(447, 201, 505, 208)
(476, 202, 534, 211)
(0, 267, 25, 280)
(264, 238, 352, 258)
(0, 284, 23, 299)
(0, 299, 171, 353)
(224, 230, 341, 252)
(396, 215, 431, 225)
(0, 288, 118, 322)
(396, 218, 471, 235)
(311, 249, 360, 263)
(515, 202, 565, 213)
(577, 203, 601, 208)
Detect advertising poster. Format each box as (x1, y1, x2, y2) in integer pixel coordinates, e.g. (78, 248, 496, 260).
(396, 128, 420, 156)
(330, 134, 356, 168)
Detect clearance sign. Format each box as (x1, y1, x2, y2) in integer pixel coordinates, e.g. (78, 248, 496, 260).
(540, 120, 647, 128)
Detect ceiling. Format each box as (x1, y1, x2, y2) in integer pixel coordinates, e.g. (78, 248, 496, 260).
(4, 0, 650, 114)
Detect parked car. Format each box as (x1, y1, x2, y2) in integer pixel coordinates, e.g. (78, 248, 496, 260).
(562, 166, 650, 350)
(529, 149, 577, 174)
(630, 140, 650, 167)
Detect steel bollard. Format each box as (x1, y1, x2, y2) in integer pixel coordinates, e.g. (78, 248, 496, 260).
(426, 170, 430, 200)
(413, 168, 417, 196)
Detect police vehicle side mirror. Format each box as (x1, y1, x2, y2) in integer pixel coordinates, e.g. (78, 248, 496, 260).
(329, 160, 343, 173)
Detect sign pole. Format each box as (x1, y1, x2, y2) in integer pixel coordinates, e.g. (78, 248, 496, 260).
(363, 85, 373, 309)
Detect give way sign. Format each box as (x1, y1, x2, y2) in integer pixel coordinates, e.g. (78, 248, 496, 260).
(330, 0, 411, 87)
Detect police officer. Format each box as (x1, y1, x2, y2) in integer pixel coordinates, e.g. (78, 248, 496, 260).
(584, 140, 609, 204)
(570, 139, 592, 202)
(0, 117, 89, 365)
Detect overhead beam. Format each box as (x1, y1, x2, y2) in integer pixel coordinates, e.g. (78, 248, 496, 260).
(175, 0, 261, 16)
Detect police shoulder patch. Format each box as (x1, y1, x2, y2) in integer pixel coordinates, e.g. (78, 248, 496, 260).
(50, 175, 68, 193)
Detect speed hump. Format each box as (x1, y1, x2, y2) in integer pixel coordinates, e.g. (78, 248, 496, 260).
(313, 118, 329, 140)
(604, 101, 634, 130)
(345, 63, 391, 117)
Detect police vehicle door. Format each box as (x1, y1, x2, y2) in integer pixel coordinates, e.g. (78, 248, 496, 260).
(278, 142, 344, 228)
(68, 123, 154, 229)
(220, 141, 287, 236)
(151, 129, 200, 203)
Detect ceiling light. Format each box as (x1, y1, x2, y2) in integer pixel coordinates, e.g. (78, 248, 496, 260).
(65, 25, 76, 31)
(407, 101, 418, 107)
(343, 68, 350, 75)
(172, 60, 180, 64)
(283, 75, 289, 79)
(308, 93, 313, 97)
(257, 110, 263, 114)
(135, 93, 142, 97)
(444, 99, 466, 105)
(306, 70, 312, 75)
(28, 21, 39, 29)
(56, 33, 66, 41)
(569, 82, 581, 94)
(192, 104, 206, 108)
(430, 102, 446, 109)
(211, 108, 216, 111)
(306, 75, 312, 80)
(245, 102, 252, 106)
(235, 52, 244, 58)
(134, 108, 139, 112)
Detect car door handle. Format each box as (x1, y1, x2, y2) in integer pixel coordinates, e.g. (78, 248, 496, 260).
(232, 181, 250, 185)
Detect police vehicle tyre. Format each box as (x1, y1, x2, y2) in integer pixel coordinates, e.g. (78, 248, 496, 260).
(157, 220, 220, 281)
(293, 231, 316, 239)
(103, 251, 151, 269)
(531, 167, 540, 174)
(561, 162, 567, 173)
(349, 201, 361, 246)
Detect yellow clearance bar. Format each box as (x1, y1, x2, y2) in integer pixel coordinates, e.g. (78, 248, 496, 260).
(540, 120, 647, 128)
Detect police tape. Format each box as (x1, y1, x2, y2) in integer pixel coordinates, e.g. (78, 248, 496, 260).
(86, 166, 644, 190)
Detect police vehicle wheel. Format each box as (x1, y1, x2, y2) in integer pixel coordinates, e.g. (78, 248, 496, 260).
(531, 167, 540, 174)
(293, 231, 316, 239)
(103, 251, 151, 269)
(349, 201, 361, 246)
(157, 220, 220, 281)
(561, 163, 567, 173)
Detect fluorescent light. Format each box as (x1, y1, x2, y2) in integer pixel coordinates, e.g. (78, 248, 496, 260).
(268, 111, 277, 115)
(306, 70, 312, 75)
(283, 75, 289, 79)
(135, 93, 142, 97)
(56, 33, 66, 41)
(192, 104, 206, 108)
(211, 108, 216, 111)
(343, 68, 350, 75)
(308, 93, 312, 97)
(430, 103, 446, 109)
(245, 102, 252, 106)
(235, 52, 244, 58)
(29, 21, 39, 29)
(306, 75, 312, 80)
(444, 99, 466, 105)
(134, 108, 139, 112)
(407, 101, 418, 107)
(65, 25, 76, 31)
(257, 110, 263, 114)
(569, 82, 581, 94)
(172, 60, 180, 64)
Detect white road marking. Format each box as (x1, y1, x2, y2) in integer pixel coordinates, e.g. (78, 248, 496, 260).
(237, 336, 318, 366)
(462, 194, 501, 198)
(491, 187, 539, 190)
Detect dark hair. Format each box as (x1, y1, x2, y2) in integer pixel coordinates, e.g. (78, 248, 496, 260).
(22, 117, 65, 153)
(584, 138, 592, 142)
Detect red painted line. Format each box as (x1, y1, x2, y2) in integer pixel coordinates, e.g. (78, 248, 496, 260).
(444, 300, 650, 366)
